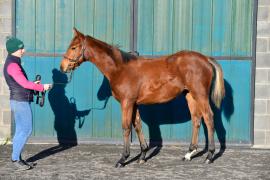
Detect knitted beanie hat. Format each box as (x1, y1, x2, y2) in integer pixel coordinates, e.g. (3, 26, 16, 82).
(6, 36, 24, 54)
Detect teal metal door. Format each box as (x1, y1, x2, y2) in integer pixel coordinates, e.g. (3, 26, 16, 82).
(16, 0, 131, 142)
(136, 0, 255, 145)
(15, 0, 256, 145)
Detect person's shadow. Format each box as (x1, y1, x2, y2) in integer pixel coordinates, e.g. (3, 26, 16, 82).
(27, 69, 90, 163)
(95, 76, 234, 164)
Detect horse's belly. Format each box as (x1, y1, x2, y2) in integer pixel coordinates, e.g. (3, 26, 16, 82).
(136, 83, 182, 104)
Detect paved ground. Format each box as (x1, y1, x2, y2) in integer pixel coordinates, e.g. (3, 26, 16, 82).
(0, 143, 270, 180)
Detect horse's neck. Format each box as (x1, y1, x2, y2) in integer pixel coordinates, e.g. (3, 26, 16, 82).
(87, 37, 121, 80)
(93, 57, 118, 80)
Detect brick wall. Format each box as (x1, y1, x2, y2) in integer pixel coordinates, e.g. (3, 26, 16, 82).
(254, 0, 270, 147)
(0, 0, 12, 143)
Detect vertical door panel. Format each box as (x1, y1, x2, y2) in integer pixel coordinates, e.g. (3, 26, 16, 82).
(137, 0, 154, 55)
(55, 0, 74, 54)
(16, 0, 36, 52)
(36, 0, 55, 53)
(191, 0, 212, 55)
(231, 0, 253, 56)
(152, 0, 173, 55)
(212, 0, 232, 56)
(173, 0, 192, 52)
(33, 57, 55, 137)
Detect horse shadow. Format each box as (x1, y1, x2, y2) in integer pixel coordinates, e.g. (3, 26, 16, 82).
(97, 76, 234, 164)
(141, 79, 233, 162)
(27, 69, 90, 163)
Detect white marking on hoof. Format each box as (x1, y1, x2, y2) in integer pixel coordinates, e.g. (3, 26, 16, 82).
(184, 149, 197, 161)
(138, 159, 146, 164)
(184, 153, 192, 161)
(204, 158, 212, 164)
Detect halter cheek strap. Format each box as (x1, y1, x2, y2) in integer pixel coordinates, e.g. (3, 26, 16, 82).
(75, 46, 87, 66)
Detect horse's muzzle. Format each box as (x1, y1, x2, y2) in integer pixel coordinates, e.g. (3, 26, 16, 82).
(60, 59, 73, 73)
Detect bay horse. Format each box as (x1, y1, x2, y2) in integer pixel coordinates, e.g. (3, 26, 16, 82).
(60, 28, 225, 167)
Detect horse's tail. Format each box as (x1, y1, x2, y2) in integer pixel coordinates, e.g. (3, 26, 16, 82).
(208, 57, 225, 109)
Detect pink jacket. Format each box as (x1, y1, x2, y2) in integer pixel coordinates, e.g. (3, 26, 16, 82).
(7, 63, 44, 91)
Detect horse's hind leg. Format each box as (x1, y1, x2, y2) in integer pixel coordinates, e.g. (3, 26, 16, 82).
(199, 98, 215, 164)
(115, 100, 134, 168)
(132, 108, 148, 164)
(183, 93, 202, 161)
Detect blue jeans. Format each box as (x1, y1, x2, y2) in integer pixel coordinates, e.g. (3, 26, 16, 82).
(10, 100, 32, 161)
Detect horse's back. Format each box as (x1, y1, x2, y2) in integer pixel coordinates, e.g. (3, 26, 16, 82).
(167, 50, 210, 64)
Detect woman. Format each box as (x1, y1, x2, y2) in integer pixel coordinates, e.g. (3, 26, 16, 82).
(3, 37, 52, 171)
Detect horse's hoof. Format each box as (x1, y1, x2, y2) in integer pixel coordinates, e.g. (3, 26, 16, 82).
(138, 159, 146, 164)
(115, 162, 125, 168)
(204, 159, 212, 164)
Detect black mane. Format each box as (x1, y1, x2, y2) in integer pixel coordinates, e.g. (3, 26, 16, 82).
(119, 50, 138, 63)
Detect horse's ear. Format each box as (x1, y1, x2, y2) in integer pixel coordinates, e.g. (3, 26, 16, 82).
(73, 27, 84, 37)
(73, 27, 79, 36)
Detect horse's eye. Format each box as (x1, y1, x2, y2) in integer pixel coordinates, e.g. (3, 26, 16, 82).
(71, 47, 76, 50)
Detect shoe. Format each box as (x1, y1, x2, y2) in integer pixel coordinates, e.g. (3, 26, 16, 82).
(12, 160, 32, 171)
(20, 159, 37, 167)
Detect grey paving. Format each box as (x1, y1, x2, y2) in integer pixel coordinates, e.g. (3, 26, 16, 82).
(0, 144, 270, 180)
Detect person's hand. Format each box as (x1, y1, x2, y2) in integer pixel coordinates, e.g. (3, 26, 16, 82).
(43, 84, 52, 91)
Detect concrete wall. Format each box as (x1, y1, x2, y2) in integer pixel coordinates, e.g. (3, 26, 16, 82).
(254, 0, 270, 147)
(0, 0, 269, 147)
(0, 0, 12, 143)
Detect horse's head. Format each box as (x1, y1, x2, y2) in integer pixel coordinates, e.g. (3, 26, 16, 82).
(60, 28, 87, 73)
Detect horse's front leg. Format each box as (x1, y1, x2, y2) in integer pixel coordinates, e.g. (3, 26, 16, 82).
(115, 100, 134, 168)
